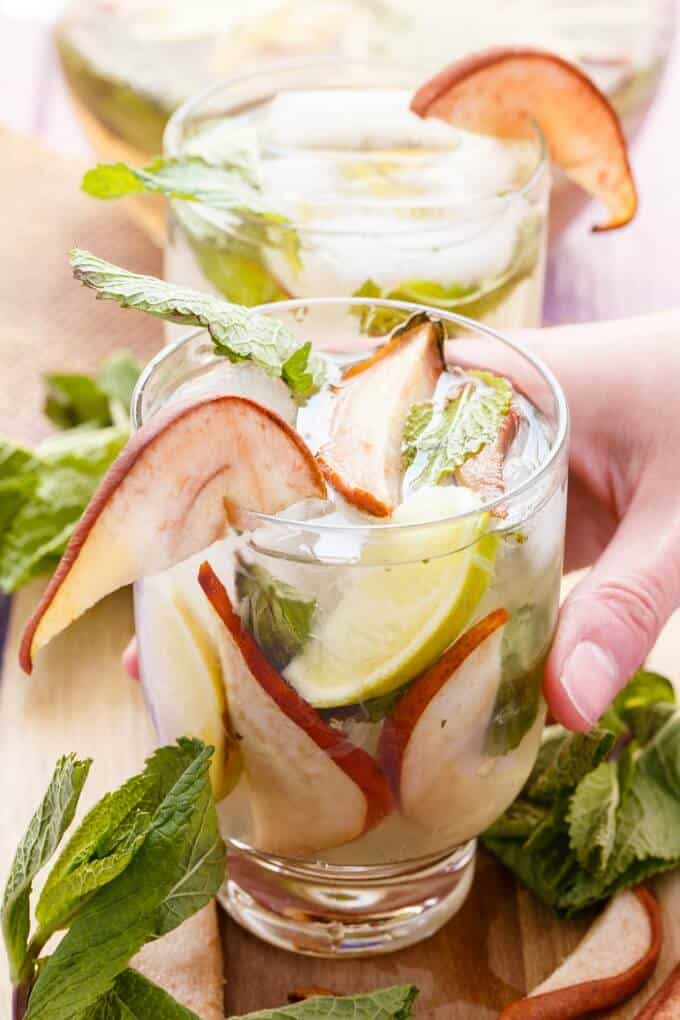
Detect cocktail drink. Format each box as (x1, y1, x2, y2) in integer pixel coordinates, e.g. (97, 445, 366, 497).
(57, 0, 672, 164)
(164, 62, 550, 332)
(127, 297, 568, 954)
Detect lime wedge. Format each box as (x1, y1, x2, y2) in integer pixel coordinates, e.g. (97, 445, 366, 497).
(284, 487, 498, 708)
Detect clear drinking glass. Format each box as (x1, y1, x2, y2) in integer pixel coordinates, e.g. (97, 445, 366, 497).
(132, 297, 568, 956)
(163, 60, 550, 332)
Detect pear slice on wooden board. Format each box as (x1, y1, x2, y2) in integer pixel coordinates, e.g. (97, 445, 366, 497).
(317, 314, 443, 516)
(500, 887, 662, 1019)
(411, 48, 637, 232)
(21, 395, 326, 672)
(634, 960, 680, 1018)
(199, 562, 393, 857)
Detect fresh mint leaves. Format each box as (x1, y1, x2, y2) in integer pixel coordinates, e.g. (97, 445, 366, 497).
(483, 670, 680, 915)
(236, 559, 316, 672)
(70, 251, 335, 403)
(2, 755, 91, 984)
(0, 351, 141, 594)
(83, 157, 284, 221)
(402, 371, 512, 488)
(1, 740, 225, 1020)
(44, 351, 141, 430)
(235, 986, 419, 1020)
(0, 428, 128, 594)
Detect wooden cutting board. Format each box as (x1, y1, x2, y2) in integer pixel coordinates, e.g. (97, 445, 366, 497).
(0, 128, 679, 1019)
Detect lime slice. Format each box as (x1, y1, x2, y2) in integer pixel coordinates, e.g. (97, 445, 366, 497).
(135, 572, 242, 800)
(284, 487, 498, 708)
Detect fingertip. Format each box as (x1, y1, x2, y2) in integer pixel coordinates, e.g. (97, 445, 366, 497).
(122, 636, 140, 682)
(544, 639, 622, 732)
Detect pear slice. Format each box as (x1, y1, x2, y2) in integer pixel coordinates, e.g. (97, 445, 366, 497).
(500, 887, 662, 1019)
(411, 48, 637, 232)
(317, 314, 443, 516)
(378, 609, 543, 844)
(198, 562, 393, 856)
(457, 407, 520, 509)
(20, 395, 326, 672)
(135, 576, 241, 800)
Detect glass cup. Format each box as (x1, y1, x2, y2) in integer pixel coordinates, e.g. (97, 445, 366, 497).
(163, 60, 550, 332)
(132, 297, 568, 956)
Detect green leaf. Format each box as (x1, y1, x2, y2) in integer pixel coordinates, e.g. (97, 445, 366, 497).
(25, 739, 225, 1020)
(0, 427, 128, 594)
(82, 157, 282, 220)
(185, 229, 288, 306)
(34, 772, 152, 940)
(526, 727, 616, 803)
(44, 374, 112, 429)
(401, 371, 512, 488)
(567, 761, 620, 874)
(612, 669, 676, 741)
(236, 559, 316, 672)
(97, 352, 143, 421)
(80, 969, 200, 1019)
(2, 755, 91, 983)
(483, 799, 549, 840)
(232, 985, 419, 1020)
(485, 604, 551, 756)
(359, 684, 411, 724)
(70, 250, 335, 403)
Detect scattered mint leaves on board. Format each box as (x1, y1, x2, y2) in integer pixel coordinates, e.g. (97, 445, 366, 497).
(236, 559, 316, 672)
(231, 985, 419, 1020)
(70, 250, 335, 402)
(1, 740, 225, 1020)
(482, 669, 680, 915)
(2, 755, 91, 985)
(401, 371, 512, 487)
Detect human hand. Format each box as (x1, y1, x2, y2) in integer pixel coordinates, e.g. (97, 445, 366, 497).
(521, 309, 680, 730)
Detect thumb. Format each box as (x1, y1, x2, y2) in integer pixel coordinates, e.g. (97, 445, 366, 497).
(544, 498, 680, 731)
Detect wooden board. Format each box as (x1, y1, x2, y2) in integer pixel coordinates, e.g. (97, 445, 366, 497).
(1, 122, 680, 1018)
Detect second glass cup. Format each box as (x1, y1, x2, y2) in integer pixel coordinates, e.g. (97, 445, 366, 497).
(164, 60, 550, 332)
(132, 297, 568, 956)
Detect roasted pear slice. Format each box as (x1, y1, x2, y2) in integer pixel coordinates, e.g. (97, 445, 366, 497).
(21, 395, 326, 672)
(412, 48, 637, 231)
(317, 313, 444, 516)
(199, 562, 393, 855)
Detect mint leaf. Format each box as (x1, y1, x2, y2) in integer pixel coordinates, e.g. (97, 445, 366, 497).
(34, 772, 152, 941)
(44, 352, 142, 431)
(44, 375, 112, 430)
(25, 739, 225, 1020)
(401, 371, 512, 488)
(81, 969, 199, 1019)
(0, 427, 128, 594)
(526, 727, 616, 803)
(233, 985, 419, 1020)
(2, 755, 91, 983)
(83, 157, 284, 221)
(483, 670, 680, 916)
(70, 250, 334, 403)
(236, 559, 315, 672)
(485, 604, 550, 756)
(567, 761, 619, 874)
(97, 352, 143, 422)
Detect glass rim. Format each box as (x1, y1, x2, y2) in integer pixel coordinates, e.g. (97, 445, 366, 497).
(132, 296, 569, 539)
(163, 55, 550, 239)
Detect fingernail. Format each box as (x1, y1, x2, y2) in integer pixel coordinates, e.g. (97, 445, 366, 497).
(560, 641, 620, 726)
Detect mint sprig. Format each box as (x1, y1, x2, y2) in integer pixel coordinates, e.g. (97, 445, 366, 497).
(236, 558, 316, 672)
(70, 250, 335, 403)
(483, 669, 680, 915)
(2, 740, 225, 1020)
(83, 157, 284, 221)
(402, 370, 512, 488)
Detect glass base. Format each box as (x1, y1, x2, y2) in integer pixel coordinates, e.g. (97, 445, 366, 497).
(220, 839, 476, 957)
